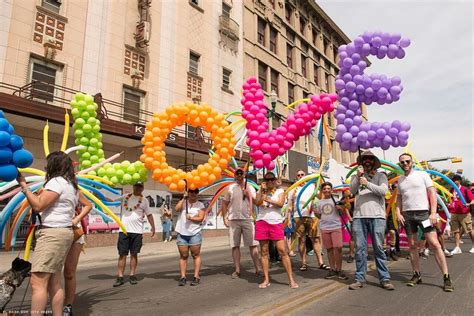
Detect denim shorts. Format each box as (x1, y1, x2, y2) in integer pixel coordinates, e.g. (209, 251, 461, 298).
(176, 232, 202, 246)
(404, 210, 436, 235)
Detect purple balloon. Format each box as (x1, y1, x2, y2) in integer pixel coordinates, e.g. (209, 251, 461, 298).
(338, 45, 347, 53)
(391, 76, 402, 85)
(388, 127, 399, 137)
(344, 118, 354, 127)
(382, 122, 391, 130)
(349, 125, 359, 136)
(353, 116, 363, 126)
(345, 82, 356, 92)
(398, 131, 409, 140)
(354, 37, 364, 47)
(336, 124, 347, 134)
(370, 46, 378, 55)
(372, 80, 382, 90)
(390, 33, 402, 44)
(348, 100, 359, 111)
(396, 48, 406, 59)
(351, 53, 361, 63)
(389, 86, 401, 96)
(361, 43, 371, 55)
(372, 37, 382, 47)
(340, 142, 350, 151)
(353, 75, 363, 85)
(399, 139, 408, 147)
(335, 79, 345, 90)
(350, 65, 361, 76)
(373, 139, 382, 147)
(345, 110, 355, 118)
(358, 131, 368, 142)
(362, 31, 373, 42)
(381, 32, 391, 45)
(377, 87, 388, 98)
(400, 122, 411, 131)
(365, 87, 374, 97)
(360, 122, 370, 132)
(343, 73, 353, 82)
(376, 128, 386, 138)
(342, 132, 353, 143)
(381, 143, 390, 150)
(399, 38, 411, 48)
(367, 130, 377, 141)
(343, 58, 353, 68)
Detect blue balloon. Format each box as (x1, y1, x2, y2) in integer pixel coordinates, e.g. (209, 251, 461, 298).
(0, 110, 4, 118)
(0, 131, 10, 147)
(0, 119, 9, 132)
(12, 149, 33, 168)
(0, 147, 13, 164)
(9, 134, 24, 151)
(7, 124, 14, 135)
(0, 164, 18, 182)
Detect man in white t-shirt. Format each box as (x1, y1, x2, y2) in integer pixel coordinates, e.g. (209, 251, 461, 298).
(288, 170, 328, 272)
(113, 182, 155, 287)
(221, 168, 262, 278)
(396, 153, 453, 292)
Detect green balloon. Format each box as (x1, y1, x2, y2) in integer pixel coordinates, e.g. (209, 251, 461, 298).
(116, 169, 125, 178)
(71, 108, 80, 117)
(97, 142, 103, 149)
(89, 138, 98, 146)
(127, 165, 136, 174)
(106, 167, 115, 177)
(90, 155, 99, 163)
(88, 111, 97, 118)
(110, 176, 119, 184)
(86, 104, 95, 113)
(70, 100, 79, 109)
(81, 152, 91, 160)
(85, 132, 95, 139)
(75, 118, 85, 127)
(121, 160, 131, 168)
(97, 167, 106, 177)
(79, 137, 89, 146)
(102, 175, 110, 182)
(113, 163, 121, 170)
(75, 139, 81, 146)
(82, 160, 91, 168)
(88, 170, 97, 176)
(77, 100, 87, 111)
(93, 125, 100, 133)
(74, 129, 84, 138)
(97, 149, 104, 157)
(86, 117, 96, 125)
(132, 173, 141, 181)
(75, 93, 85, 102)
(139, 168, 147, 177)
(99, 158, 105, 162)
(88, 146, 97, 154)
(134, 161, 144, 168)
(123, 174, 132, 183)
(81, 111, 90, 120)
(104, 163, 112, 169)
(84, 94, 94, 104)
(82, 124, 92, 133)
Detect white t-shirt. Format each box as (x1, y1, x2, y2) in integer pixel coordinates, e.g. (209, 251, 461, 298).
(120, 194, 151, 234)
(397, 170, 434, 211)
(257, 188, 285, 224)
(290, 185, 315, 218)
(317, 198, 341, 231)
(41, 177, 79, 227)
(223, 183, 256, 220)
(175, 200, 205, 236)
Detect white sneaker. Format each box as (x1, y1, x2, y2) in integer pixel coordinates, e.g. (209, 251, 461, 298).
(469, 247, 474, 254)
(423, 248, 430, 256)
(164, 239, 168, 243)
(460, 240, 464, 244)
(168, 236, 173, 242)
(444, 249, 451, 255)
(451, 247, 462, 255)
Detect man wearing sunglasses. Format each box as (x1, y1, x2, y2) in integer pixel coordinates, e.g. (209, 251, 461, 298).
(221, 168, 262, 279)
(288, 170, 329, 272)
(349, 151, 394, 291)
(396, 153, 453, 292)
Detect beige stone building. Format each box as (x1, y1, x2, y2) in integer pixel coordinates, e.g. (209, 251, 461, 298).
(242, 0, 359, 179)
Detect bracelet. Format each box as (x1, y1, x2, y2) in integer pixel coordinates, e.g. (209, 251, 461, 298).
(21, 187, 30, 194)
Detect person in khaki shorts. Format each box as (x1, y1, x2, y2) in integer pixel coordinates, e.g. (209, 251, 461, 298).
(288, 170, 329, 271)
(448, 175, 474, 254)
(221, 168, 262, 278)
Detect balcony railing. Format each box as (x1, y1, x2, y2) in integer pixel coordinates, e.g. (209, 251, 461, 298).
(219, 15, 239, 40)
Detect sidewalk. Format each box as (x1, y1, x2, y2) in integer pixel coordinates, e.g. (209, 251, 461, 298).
(0, 235, 230, 271)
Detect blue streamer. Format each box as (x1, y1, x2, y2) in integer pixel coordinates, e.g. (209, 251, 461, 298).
(295, 178, 317, 218)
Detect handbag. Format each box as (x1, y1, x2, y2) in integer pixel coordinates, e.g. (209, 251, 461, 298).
(73, 225, 84, 242)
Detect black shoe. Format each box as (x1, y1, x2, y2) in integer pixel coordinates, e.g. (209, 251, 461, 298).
(443, 274, 454, 292)
(178, 277, 187, 286)
(190, 277, 200, 286)
(346, 256, 354, 263)
(129, 275, 138, 285)
(63, 304, 73, 316)
(389, 250, 399, 261)
(337, 270, 349, 280)
(406, 272, 422, 287)
(324, 270, 338, 279)
(113, 277, 124, 287)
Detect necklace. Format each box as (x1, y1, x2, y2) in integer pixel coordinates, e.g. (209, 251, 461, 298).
(124, 193, 143, 212)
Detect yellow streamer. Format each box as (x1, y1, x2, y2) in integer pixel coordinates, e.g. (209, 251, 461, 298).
(79, 187, 127, 235)
(18, 168, 46, 177)
(287, 98, 310, 109)
(79, 174, 114, 186)
(24, 226, 35, 261)
(43, 121, 50, 157)
(434, 182, 452, 198)
(60, 111, 70, 152)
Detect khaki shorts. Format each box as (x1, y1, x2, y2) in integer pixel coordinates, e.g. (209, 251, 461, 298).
(229, 220, 258, 247)
(450, 213, 472, 233)
(32, 227, 74, 273)
(294, 217, 320, 238)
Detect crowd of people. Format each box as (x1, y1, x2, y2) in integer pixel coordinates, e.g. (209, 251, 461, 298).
(15, 150, 474, 315)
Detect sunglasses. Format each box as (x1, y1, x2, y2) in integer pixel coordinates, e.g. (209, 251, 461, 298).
(189, 190, 199, 194)
(399, 160, 412, 165)
(265, 178, 276, 182)
(296, 174, 305, 177)
(235, 171, 244, 176)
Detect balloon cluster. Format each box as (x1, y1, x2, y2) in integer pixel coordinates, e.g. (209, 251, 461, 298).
(0, 110, 34, 181)
(334, 31, 411, 152)
(70, 93, 147, 185)
(141, 102, 236, 191)
(241, 77, 337, 169)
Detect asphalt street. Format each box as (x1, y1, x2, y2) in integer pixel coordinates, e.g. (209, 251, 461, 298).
(3, 238, 474, 315)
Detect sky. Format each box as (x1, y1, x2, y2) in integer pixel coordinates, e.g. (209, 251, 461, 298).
(317, 0, 473, 180)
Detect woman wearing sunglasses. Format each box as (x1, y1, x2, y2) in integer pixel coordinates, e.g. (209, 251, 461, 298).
(175, 188, 206, 286)
(255, 172, 298, 289)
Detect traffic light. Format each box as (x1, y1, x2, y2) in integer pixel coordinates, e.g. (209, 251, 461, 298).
(451, 157, 462, 163)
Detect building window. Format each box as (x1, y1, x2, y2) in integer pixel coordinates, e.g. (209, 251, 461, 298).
(301, 42, 308, 54)
(189, 51, 200, 75)
(323, 38, 329, 55)
(41, 0, 61, 14)
(313, 64, 319, 85)
(285, 3, 293, 24)
(286, 28, 295, 43)
(299, 16, 306, 35)
(301, 54, 307, 78)
(258, 62, 268, 91)
(257, 18, 266, 46)
(304, 134, 310, 152)
(312, 30, 318, 46)
(222, 68, 232, 91)
(270, 27, 278, 54)
(270, 69, 279, 95)
(123, 88, 143, 123)
(313, 49, 320, 62)
(29, 59, 58, 102)
(324, 72, 329, 91)
(288, 83, 295, 105)
(286, 44, 293, 69)
(272, 116, 280, 129)
(222, 2, 231, 18)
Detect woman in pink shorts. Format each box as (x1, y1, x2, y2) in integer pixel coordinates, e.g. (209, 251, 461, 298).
(255, 172, 298, 289)
(315, 182, 349, 280)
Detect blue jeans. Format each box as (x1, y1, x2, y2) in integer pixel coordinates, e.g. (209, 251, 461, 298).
(353, 218, 391, 283)
(162, 219, 171, 240)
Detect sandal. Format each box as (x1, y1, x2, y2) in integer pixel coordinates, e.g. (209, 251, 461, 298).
(289, 282, 299, 289)
(231, 271, 240, 279)
(319, 264, 331, 270)
(299, 263, 309, 271)
(259, 282, 271, 289)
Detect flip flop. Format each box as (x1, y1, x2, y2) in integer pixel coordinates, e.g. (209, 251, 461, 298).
(319, 264, 330, 270)
(231, 271, 240, 279)
(289, 282, 299, 289)
(259, 282, 271, 289)
(299, 263, 309, 271)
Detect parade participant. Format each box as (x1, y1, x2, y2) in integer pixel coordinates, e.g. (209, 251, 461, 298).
(113, 182, 155, 287)
(221, 167, 262, 278)
(175, 188, 206, 286)
(448, 175, 474, 254)
(63, 196, 93, 316)
(385, 185, 399, 261)
(255, 172, 298, 289)
(348, 151, 394, 290)
(314, 182, 349, 280)
(288, 170, 329, 272)
(161, 204, 173, 242)
(16, 151, 81, 315)
(341, 190, 355, 263)
(396, 153, 453, 291)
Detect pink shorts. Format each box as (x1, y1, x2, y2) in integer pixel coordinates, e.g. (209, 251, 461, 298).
(255, 221, 284, 241)
(321, 229, 343, 249)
